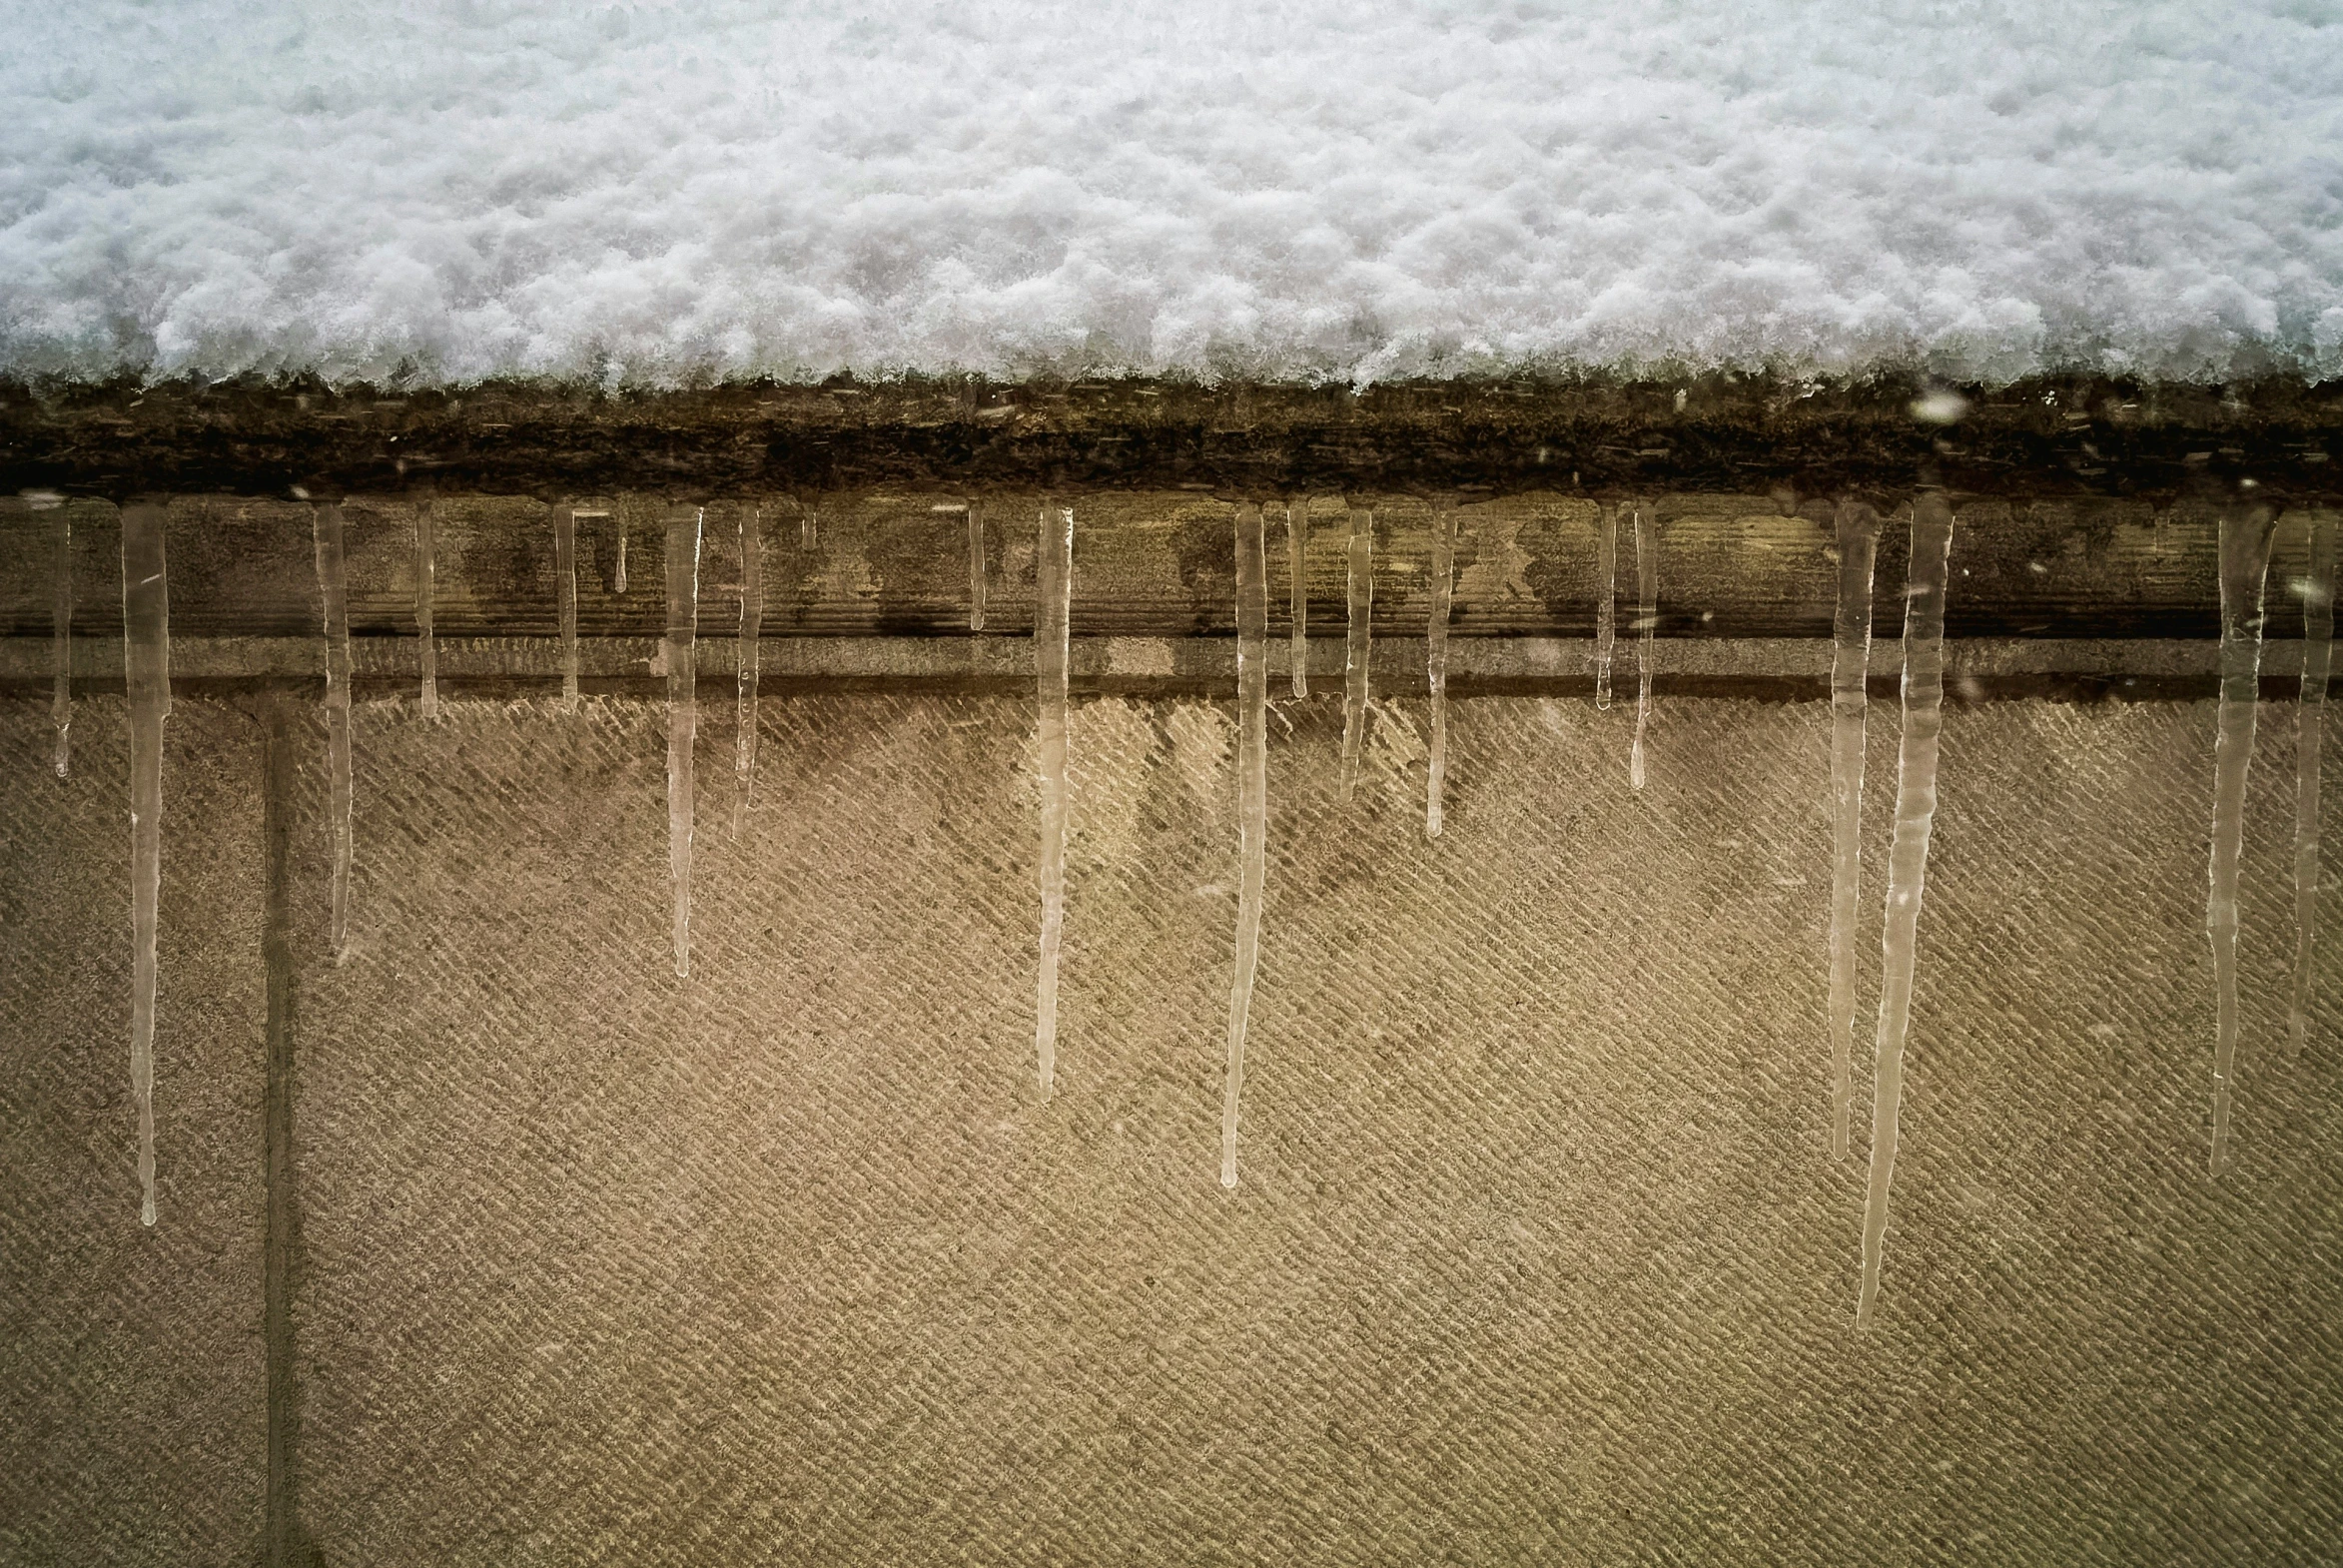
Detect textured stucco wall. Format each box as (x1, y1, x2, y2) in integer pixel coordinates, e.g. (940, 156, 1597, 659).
(3, 689, 2337, 1564)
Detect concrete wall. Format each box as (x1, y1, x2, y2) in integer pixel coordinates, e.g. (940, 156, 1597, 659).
(3, 689, 2337, 1564)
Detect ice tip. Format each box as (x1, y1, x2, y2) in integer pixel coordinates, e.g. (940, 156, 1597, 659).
(140, 1195, 156, 1227)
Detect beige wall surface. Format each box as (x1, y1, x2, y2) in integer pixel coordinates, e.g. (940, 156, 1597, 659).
(2, 690, 2337, 1564)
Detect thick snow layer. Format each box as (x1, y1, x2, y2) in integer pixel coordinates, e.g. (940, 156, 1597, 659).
(5, 0, 2341, 388)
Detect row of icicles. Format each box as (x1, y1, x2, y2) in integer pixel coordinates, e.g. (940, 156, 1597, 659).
(32, 493, 2337, 1325)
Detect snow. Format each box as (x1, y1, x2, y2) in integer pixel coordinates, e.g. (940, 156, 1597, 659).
(5, 0, 2339, 389)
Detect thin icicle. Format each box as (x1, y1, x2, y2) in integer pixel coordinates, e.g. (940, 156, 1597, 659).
(1827, 501, 1883, 1159)
(666, 507, 703, 978)
(1221, 501, 1269, 1187)
(2207, 504, 2278, 1176)
(967, 501, 988, 631)
(801, 501, 818, 550)
(313, 504, 355, 956)
(2292, 511, 2338, 1058)
(1426, 497, 1456, 838)
(413, 500, 438, 718)
(1594, 502, 1617, 710)
(46, 497, 69, 778)
(1628, 501, 1658, 789)
(1034, 502, 1075, 1096)
(555, 505, 579, 711)
(611, 512, 628, 595)
(1857, 494, 1955, 1328)
(1287, 497, 1310, 698)
(121, 500, 172, 1227)
(1338, 508, 1374, 800)
(733, 506, 764, 839)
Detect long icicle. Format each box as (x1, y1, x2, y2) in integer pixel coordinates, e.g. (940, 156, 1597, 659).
(313, 504, 355, 956)
(1828, 501, 1883, 1158)
(1035, 502, 1075, 1095)
(733, 505, 764, 838)
(555, 504, 579, 711)
(1221, 501, 1269, 1187)
(2292, 511, 2338, 1058)
(1338, 507, 1374, 800)
(1628, 501, 1658, 789)
(967, 501, 988, 632)
(1287, 497, 1310, 699)
(1857, 493, 1955, 1328)
(414, 499, 437, 719)
(48, 497, 70, 778)
(666, 507, 703, 978)
(2208, 503, 2278, 1175)
(1426, 497, 1456, 838)
(122, 500, 173, 1227)
(1594, 502, 1617, 711)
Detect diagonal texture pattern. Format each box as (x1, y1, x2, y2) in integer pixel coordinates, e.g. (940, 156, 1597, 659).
(3, 688, 2338, 1563)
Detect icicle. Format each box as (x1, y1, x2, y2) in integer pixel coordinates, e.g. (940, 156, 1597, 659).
(45, 496, 69, 778)
(1857, 493, 1955, 1327)
(555, 505, 579, 711)
(1426, 497, 1456, 838)
(121, 500, 172, 1227)
(313, 504, 355, 956)
(2206, 504, 2278, 1176)
(1594, 502, 1617, 711)
(612, 512, 628, 595)
(1338, 508, 1374, 801)
(1034, 502, 1075, 1096)
(413, 500, 438, 718)
(732, 506, 764, 838)
(1287, 497, 1310, 699)
(801, 501, 818, 550)
(666, 507, 703, 978)
(2292, 511, 2338, 1057)
(1628, 501, 1658, 790)
(966, 501, 987, 632)
(1221, 501, 1269, 1187)
(1827, 501, 1883, 1159)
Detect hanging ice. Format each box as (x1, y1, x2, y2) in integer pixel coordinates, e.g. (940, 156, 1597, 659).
(46, 496, 69, 778)
(1629, 502, 1658, 790)
(966, 502, 988, 631)
(1034, 502, 1075, 1095)
(1426, 497, 1456, 838)
(1594, 502, 1617, 711)
(1221, 501, 1269, 1187)
(2293, 511, 2338, 1056)
(666, 507, 703, 978)
(313, 504, 355, 956)
(611, 511, 628, 595)
(413, 501, 438, 718)
(733, 506, 764, 838)
(555, 505, 580, 711)
(1338, 508, 1374, 800)
(2206, 504, 2278, 1175)
(1287, 498, 1310, 699)
(801, 501, 819, 550)
(1827, 501, 1883, 1159)
(121, 501, 172, 1227)
(1857, 493, 1955, 1328)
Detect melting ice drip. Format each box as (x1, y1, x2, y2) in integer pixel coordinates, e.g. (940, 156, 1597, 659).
(2293, 512, 2338, 1056)
(801, 501, 819, 551)
(1221, 501, 1270, 1186)
(313, 504, 356, 955)
(1287, 497, 1310, 699)
(2206, 505, 2278, 1176)
(1827, 501, 1883, 1159)
(44, 496, 69, 778)
(1338, 508, 1374, 800)
(554, 505, 581, 711)
(966, 502, 988, 632)
(413, 500, 438, 719)
(1034, 503, 1075, 1095)
(1426, 497, 1456, 838)
(1857, 493, 1955, 1328)
(1628, 502, 1658, 789)
(734, 506, 765, 838)
(121, 501, 173, 1226)
(1594, 502, 1617, 711)
(666, 508, 703, 978)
